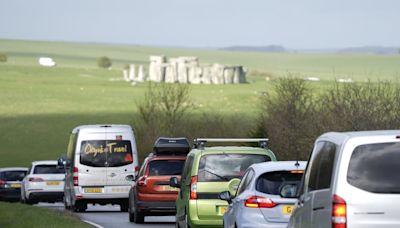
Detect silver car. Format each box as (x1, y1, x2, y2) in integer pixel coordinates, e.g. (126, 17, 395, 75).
(220, 161, 306, 228)
(288, 130, 400, 228)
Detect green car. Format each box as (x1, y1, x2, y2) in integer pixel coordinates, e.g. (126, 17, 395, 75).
(170, 138, 277, 228)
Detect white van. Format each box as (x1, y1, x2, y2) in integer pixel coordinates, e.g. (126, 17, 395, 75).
(288, 130, 400, 228)
(62, 124, 139, 212)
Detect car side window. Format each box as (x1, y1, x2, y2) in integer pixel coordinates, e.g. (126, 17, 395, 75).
(181, 155, 194, 185)
(236, 169, 254, 196)
(306, 141, 337, 192)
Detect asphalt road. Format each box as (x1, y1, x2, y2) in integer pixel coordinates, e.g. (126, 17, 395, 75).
(37, 203, 176, 228)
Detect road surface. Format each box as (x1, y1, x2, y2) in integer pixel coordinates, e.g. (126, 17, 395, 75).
(37, 203, 176, 228)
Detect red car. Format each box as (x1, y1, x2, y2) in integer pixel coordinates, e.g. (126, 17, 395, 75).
(128, 137, 190, 223)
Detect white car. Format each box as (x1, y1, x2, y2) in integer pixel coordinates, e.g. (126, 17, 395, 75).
(21, 160, 65, 204)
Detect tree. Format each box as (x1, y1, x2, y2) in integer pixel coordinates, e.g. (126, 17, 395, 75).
(97, 56, 112, 68)
(0, 52, 7, 62)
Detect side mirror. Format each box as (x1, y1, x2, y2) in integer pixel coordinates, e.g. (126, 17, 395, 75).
(125, 175, 135, 181)
(279, 183, 299, 198)
(169, 177, 180, 188)
(219, 191, 232, 204)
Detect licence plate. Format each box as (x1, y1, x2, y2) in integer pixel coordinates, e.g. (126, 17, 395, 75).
(219, 206, 227, 215)
(10, 183, 21, 188)
(282, 205, 294, 215)
(84, 188, 103, 193)
(46, 181, 60, 186)
(160, 185, 178, 191)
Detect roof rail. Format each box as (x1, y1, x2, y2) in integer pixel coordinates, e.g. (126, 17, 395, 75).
(193, 138, 269, 150)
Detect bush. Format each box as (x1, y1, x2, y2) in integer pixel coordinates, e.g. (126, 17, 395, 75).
(0, 52, 7, 62)
(254, 77, 318, 160)
(97, 56, 112, 68)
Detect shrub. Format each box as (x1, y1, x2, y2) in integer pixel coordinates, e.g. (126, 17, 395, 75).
(0, 52, 7, 62)
(97, 56, 112, 68)
(254, 77, 318, 160)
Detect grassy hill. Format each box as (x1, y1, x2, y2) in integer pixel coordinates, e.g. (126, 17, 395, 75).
(0, 39, 400, 167)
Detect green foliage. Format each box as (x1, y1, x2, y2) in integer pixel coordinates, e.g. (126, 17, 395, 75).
(256, 78, 400, 160)
(0, 52, 7, 62)
(97, 56, 112, 68)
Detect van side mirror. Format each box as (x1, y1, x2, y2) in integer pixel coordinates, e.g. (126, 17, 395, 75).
(219, 191, 232, 204)
(170, 177, 180, 188)
(125, 175, 136, 181)
(279, 183, 299, 198)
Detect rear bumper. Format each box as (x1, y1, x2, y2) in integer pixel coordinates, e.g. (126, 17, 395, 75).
(136, 200, 176, 215)
(28, 192, 64, 202)
(0, 189, 21, 201)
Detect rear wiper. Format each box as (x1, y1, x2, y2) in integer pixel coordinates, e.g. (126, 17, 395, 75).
(200, 169, 230, 181)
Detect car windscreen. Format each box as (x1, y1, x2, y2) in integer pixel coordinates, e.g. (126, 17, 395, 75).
(0, 171, 27, 181)
(197, 154, 270, 182)
(148, 160, 185, 176)
(33, 165, 65, 174)
(80, 140, 133, 167)
(256, 171, 303, 195)
(347, 142, 400, 193)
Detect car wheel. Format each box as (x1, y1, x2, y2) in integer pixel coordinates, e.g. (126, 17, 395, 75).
(63, 196, 70, 210)
(134, 210, 145, 223)
(73, 201, 87, 212)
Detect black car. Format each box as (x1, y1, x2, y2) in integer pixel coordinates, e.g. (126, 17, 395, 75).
(0, 167, 28, 202)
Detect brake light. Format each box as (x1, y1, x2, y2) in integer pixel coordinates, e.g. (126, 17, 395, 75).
(332, 194, 347, 228)
(0, 180, 6, 185)
(73, 167, 79, 186)
(190, 176, 198, 200)
(137, 176, 147, 186)
(245, 196, 277, 208)
(29, 177, 44, 182)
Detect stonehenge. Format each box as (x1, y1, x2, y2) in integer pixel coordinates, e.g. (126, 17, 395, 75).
(123, 56, 247, 84)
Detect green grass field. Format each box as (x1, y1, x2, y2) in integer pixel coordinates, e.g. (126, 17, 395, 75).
(0, 202, 91, 227)
(1, 39, 400, 167)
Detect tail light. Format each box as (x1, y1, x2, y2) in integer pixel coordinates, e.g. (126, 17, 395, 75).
(332, 194, 347, 228)
(29, 177, 44, 182)
(73, 167, 79, 186)
(190, 176, 198, 200)
(0, 180, 6, 185)
(137, 176, 147, 186)
(245, 196, 277, 208)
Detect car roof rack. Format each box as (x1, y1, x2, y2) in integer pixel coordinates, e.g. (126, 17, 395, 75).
(153, 137, 191, 155)
(193, 138, 269, 150)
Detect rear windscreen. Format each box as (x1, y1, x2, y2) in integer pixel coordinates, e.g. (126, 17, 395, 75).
(0, 171, 27, 181)
(34, 165, 65, 174)
(198, 154, 270, 182)
(148, 160, 185, 176)
(256, 171, 303, 195)
(80, 140, 133, 167)
(347, 142, 400, 193)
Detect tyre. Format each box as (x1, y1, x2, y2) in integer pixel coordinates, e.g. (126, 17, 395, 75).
(134, 210, 145, 224)
(73, 201, 87, 212)
(63, 196, 70, 210)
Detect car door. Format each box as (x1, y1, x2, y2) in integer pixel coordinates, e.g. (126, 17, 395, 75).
(104, 131, 137, 192)
(176, 154, 194, 226)
(291, 141, 337, 228)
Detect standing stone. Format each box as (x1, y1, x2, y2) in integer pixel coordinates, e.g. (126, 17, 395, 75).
(223, 67, 235, 84)
(137, 65, 146, 82)
(123, 69, 129, 82)
(149, 56, 166, 82)
(129, 64, 136, 81)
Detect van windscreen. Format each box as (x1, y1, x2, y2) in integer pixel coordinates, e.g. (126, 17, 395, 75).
(347, 142, 400, 193)
(80, 140, 133, 167)
(197, 154, 269, 182)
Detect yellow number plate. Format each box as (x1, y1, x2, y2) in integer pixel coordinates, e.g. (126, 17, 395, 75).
(84, 188, 103, 193)
(10, 183, 21, 188)
(46, 181, 60, 185)
(282, 205, 294, 215)
(161, 185, 178, 191)
(219, 206, 227, 215)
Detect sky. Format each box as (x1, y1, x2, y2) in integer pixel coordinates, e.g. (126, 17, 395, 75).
(0, 0, 399, 49)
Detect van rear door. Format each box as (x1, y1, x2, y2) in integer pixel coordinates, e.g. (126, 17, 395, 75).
(105, 131, 137, 187)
